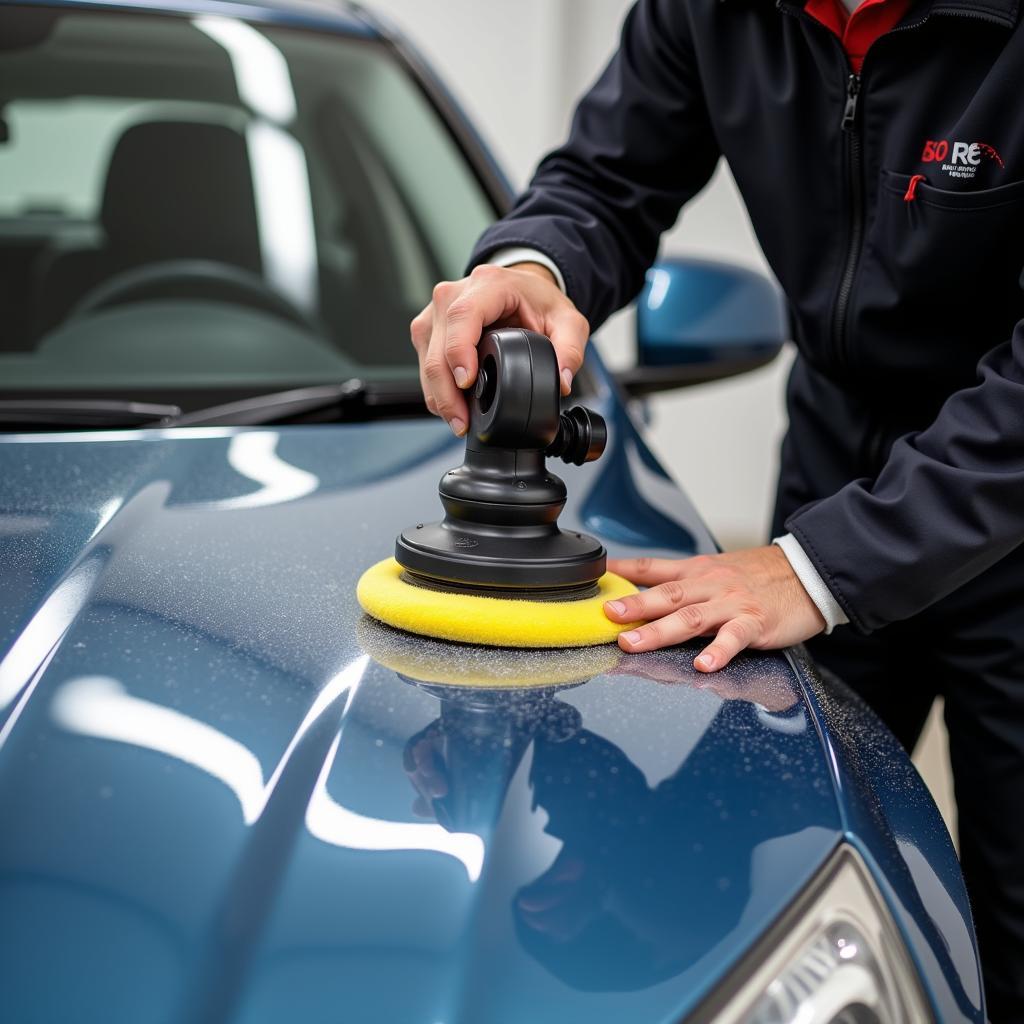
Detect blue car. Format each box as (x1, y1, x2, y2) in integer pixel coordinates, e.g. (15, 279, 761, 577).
(0, 1, 985, 1021)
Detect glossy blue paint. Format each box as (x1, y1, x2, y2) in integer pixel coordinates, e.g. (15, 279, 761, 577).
(638, 257, 788, 366)
(1, 394, 842, 1023)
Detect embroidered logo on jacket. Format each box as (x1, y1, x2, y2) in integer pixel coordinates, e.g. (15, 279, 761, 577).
(920, 139, 1004, 180)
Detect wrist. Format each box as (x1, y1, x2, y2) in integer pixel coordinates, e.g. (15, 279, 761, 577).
(508, 261, 559, 288)
(772, 534, 846, 634)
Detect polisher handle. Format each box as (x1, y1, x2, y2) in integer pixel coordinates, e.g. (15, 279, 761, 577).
(469, 328, 607, 465)
(470, 328, 560, 449)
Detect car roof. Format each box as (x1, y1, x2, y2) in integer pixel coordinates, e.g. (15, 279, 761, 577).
(10, 0, 384, 38)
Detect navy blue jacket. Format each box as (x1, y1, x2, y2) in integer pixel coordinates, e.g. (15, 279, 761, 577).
(470, 0, 1024, 633)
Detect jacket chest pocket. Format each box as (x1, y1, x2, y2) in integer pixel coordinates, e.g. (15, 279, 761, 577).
(858, 170, 1024, 368)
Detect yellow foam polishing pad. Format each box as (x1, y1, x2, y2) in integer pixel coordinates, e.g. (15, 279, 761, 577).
(357, 557, 643, 648)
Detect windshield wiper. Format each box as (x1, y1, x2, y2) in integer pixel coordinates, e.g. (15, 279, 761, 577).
(0, 399, 181, 428)
(0, 381, 427, 430)
(167, 379, 427, 427)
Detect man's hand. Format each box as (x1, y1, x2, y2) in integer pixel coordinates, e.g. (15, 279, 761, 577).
(604, 547, 826, 671)
(411, 263, 589, 435)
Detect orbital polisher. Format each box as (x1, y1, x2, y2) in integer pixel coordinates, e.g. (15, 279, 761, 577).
(357, 328, 643, 647)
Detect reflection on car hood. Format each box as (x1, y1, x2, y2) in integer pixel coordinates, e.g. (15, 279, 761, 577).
(0, 421, 842, 1024)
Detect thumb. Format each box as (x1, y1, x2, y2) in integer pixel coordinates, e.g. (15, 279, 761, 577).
(443, 270, 517, 389)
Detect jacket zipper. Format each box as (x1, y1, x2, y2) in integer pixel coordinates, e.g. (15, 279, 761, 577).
(828, 5, 939, 370)
(833, 72, 862, 374)
(775, 0, 935, 376)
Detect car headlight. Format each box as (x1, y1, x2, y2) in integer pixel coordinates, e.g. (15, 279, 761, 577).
(695, 845, 932, 1024)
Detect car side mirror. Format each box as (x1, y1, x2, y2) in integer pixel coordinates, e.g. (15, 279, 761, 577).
(616, 257, 788, 397)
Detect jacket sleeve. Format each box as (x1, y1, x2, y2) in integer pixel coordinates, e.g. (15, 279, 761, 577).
(467, 0, 720, 331)
(785, 322, 1024, 632)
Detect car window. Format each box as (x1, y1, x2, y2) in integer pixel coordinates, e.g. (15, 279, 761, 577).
(0, 7, 495, 396)
(0, 98, 143, 220)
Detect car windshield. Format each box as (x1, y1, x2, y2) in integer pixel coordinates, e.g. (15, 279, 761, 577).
(0, 6, 495, 405)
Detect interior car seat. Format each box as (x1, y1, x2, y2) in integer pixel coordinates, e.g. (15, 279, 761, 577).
(32, 120, 262, 337)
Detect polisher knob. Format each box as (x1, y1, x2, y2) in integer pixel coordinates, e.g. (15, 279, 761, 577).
(546, 406, 608, 466)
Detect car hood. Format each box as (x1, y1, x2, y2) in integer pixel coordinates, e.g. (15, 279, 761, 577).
(0, 419, 842, 1024)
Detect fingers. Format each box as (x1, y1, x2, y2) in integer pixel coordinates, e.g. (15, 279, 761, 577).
(614, 598, 760, 662)
(422, 272, 518, 435)
(602, 552, 708, 585)
(549, 307, 590, 395)
(410, 264, 583, 433)
(410, 304, 437, 416)
(443, 266, 517, 391)
(608, 546, 822, 668)
(604, 578, 717, 623)
(606, 557, 679, 586)
(616, 600, 721, 653)
(695, 617, 760, 673)
(424, 280, 470, 434)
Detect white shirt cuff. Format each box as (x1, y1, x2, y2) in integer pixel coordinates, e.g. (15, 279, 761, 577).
(488, 247, 566, 293)
(773, 533, 849, 635)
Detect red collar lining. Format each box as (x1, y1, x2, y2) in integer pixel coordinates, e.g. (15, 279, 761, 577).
(803, 0, 915, 71)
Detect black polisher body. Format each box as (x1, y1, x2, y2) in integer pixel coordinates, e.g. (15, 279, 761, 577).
(396, 328, 609, 594)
